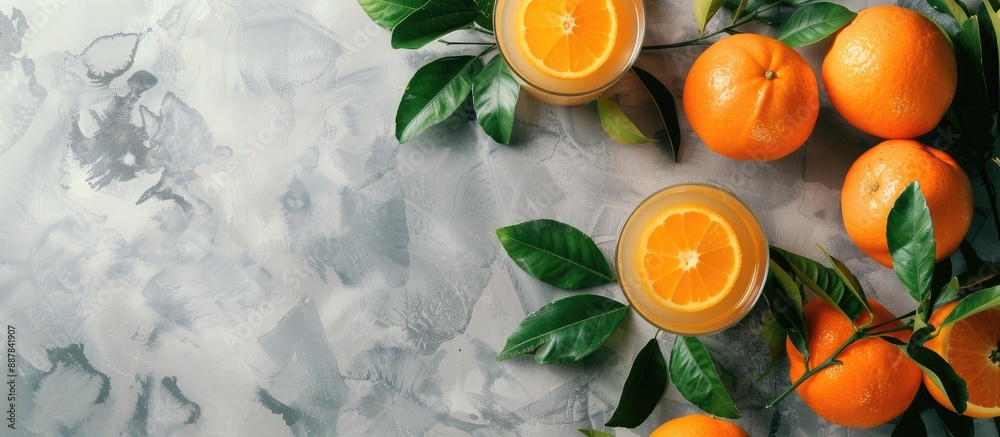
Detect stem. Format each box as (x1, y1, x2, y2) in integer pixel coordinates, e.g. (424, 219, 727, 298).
(438, 40, 495, 46)
(864, 323, 913, 337)
(864, 310, 916, 332)
(471, 26, 495, 36)
(642, 3, 781, 51)
(767, 330, 862, 408)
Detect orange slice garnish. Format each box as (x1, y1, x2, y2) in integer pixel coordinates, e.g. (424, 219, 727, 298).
(637, 205, 742, 313)
(940, 307, 1000, 417)
(516, 0, 618, 79)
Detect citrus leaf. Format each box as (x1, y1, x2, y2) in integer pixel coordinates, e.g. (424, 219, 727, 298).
(579, 430, 615, 437)
(474, 56, 519, 144)
(396, 55, 482, 143)
(978, 1, 999, 110)
(731, 0, 750, 22)
(892, 398, 927, 437)
(756, 310, 787, 381)
(817, 245, 873, 323)
(904, 341, 969, 414)
(496, 219, 615, 289)
(631, 67, 681, 161)
(694, 0, 728, 33)
(887, 182, 936, 304)
(605, 339, 668, 428)
(496, 294, 627, 363)
(770, 246, 863, 321)
(670, 336, 742, 419)
(941, 285, 1000, 326)
(932, 400, 974, 437)
(776, 2, 856, 48)
(390, 0, 480, 49)
(763, 261, 808, 359)
(474, 0, 495, 30)
(934, 277, 961, 309)
(927, 0, 969, 24)
(954, 17, 987, 108)
(596, 97, 657, 144)
(358, 0, 428, 29)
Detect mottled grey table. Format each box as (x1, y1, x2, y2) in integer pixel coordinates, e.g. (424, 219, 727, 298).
(0, 0, 996, 435)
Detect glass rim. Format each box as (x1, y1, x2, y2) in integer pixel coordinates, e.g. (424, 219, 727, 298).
(614, 182, 770, 336)
(492, 0, 647, 99)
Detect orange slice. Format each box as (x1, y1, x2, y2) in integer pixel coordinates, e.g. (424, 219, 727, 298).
(637, 205, 742, 313)
(516, 0, 618, 79)
(926, 304, 1000, 418)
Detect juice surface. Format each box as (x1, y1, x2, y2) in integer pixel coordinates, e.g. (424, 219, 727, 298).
(617, 184, 768, 335)
(494, 0, 645, 104)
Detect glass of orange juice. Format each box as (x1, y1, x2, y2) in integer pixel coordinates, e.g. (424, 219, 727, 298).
(493, 0, 646, 105)
(616, 184, 769, 336)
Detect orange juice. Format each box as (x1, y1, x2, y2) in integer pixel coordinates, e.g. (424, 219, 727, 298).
(616, 184, 769, 335)
(494, 0, 645, 105)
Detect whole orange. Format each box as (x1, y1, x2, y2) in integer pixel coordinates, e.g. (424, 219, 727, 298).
(823, 5, 957, 139)
(683, 34, 819, 160)
(840, 139, 973, 267)
(924, 301, 1000, 418)
(786, 298, 921, 429)
(649, 414, 749, 437)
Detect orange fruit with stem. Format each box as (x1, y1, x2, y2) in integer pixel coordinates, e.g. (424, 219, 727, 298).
(823, 5, 957, 139)
(649, 414, 749, 437)
(516, 0, 618, 79)
(924, 301, 1000, 418)
(637, 205, 742, 313)
(683, 34, 819, 160)
(840, 139, 973, 268)
(786, 298, 921, 429)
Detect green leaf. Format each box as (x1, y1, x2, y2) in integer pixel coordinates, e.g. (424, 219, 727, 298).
(496, 294, 627, 363)
(954, 17, 987, 108)
(817, 245, 872, 321)
(496, 219, 615, 289)
(776, 2, 857, 48)
(905, 342, 969, 414)
(578, 430, 615, 437)
(669, 336, 742, 419)
(934, 277, 961, 309)
(596, 97, 657, 144)
(396, 56, 482, 143)
(731, 0, 750, 22)
(474, 56, 519, 144)
(694, 0, 728, 33)
(928, 0, 969, 24)
(358, 0, 428, 29)
(770, 247, 863, 321)
(887, 182, 936, 303)
(763, 261, 808, 359)
(891, 398, 927, 437)
(391, 0, 480, 49)
(631, 67, 682, 161)
(474, 0, 495, 30)
(605, 339, 668, 428)
(941, 285, 1000, 326)
(932, 400, 975, 437)
(978, 1, 999, 110)
(756, 310, 787, 381)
